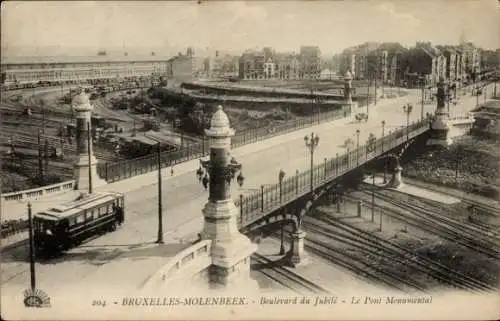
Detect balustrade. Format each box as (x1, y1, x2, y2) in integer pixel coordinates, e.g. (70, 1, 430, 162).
(237, 119, 429, 227)
(100, 110, 345, 183)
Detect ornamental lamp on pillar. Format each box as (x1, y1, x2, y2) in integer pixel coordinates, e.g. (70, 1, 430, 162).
(197, 105, 257, 292)
(427, 78, 453, 146)
(71, 89, 106, 192)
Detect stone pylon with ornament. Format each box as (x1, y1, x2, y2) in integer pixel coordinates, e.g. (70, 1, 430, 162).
(72, 90, 106, 192)
(427, 78, 452, 146)
(344, 70, 358, 116)
(199, 105, 257, 291)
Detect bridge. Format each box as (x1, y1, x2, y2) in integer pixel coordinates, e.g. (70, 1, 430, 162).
(1, 80, 495, 292)
(236, 118, 429, 230)
(142, 116, 430, 289)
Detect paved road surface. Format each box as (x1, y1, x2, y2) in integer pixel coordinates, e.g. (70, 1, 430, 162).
(1, 85, 492, 297)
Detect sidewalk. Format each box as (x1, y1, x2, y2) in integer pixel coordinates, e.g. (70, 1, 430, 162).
(363, 176, 461, 205)
(255, 235, 389, 295)
(2, 83, 483, 223)
(1, 113, 357, 220)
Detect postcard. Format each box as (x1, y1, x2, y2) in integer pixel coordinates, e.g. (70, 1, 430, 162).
(1, 0, 499, 320)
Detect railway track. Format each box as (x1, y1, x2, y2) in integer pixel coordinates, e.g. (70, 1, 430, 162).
(348, 191, 500, 260)
(263, 228, 423, 293)
(358, 187, 500, 245)
(361, 184, 500, 239)
(251, 253, 329, 295)
(387, 179, 500, 218)
(306, 212, 496, 293)
(1, 131, 119, 162)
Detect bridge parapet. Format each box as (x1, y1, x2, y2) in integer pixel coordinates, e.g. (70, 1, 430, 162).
(141, 240, 212, 290)
(237, 118, 431, 229)
(1, 180, 75, 202)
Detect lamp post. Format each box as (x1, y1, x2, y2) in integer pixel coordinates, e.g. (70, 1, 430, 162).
(420, 77, 425, 120)
(447, 87, 451, 114)
(402, 104, 413, 141)
(476, 83, 479, 107)
(371, 172, 375, 222)
(381, 120, 386, 153)
(37, 129, 44, 185)
(87, 122, 93, 194)
(278, 169, 286, 203)
(278, 168, 286, 255)
(196, 158, 245, 191)
(304, 132, 320, 193)
(156, 143, 164, 244)
(355, 129, 360, 166)
(27, 203, 36, 292)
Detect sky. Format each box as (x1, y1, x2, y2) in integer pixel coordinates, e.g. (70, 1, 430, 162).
(1, 0, 499, 58)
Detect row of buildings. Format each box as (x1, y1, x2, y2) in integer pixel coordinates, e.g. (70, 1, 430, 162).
(1, 55, 170, 86)
(0, 47, 239, 86)
(1, 42, 497, 88)
(237, 46, 322, 80)
(336, 40, 491, 88)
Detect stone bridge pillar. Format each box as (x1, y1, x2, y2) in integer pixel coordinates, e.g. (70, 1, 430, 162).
(389, 165, 403, 188)
(289, 229, 308, 267)
(427, 78, 452, 146)
(200, 105, 257, 291)
(72, 90, 106, 192)
(344, 70, 358, 117)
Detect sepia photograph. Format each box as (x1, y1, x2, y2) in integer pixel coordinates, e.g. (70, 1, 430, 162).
(0, 0, 499, 320)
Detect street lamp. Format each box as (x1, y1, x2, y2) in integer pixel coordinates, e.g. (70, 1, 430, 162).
(381, 120, 386, 153)
(156, 143, 164, 244)
(278, 169, 286, 203)
(27, 203, 36, 293)
(196, 157, 245, 191)
(304, 132, 320, 192)
(402, 104, 413, 140)
(420, 77, 425, 120)
(278, 169, 286, 255)
(371, 172, 375, 222)
(355, 129, 360, 166)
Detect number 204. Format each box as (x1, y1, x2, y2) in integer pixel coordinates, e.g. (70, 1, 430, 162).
(92, 300, 106, 307)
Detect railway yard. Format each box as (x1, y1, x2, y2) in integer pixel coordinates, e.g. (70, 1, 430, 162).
(2, 81, 500, 299)
(251, 179, 499, 295)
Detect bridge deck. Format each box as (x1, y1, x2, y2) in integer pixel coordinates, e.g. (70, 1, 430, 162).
(237, 119, 430, 228)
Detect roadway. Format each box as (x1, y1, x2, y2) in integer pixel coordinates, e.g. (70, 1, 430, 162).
(1, 84, 493, 298)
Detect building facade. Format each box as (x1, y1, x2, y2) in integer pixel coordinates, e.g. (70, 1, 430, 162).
(1, 56, 170, 86)
(204, 52, 239, 79)
(238, 51, 266, 80)
(443, 48, 457, 82)
(299, 46, 322, 79)
(167, 49, 205, 81)
(263, 57, 275, 79)
(274, 53, 300, 80)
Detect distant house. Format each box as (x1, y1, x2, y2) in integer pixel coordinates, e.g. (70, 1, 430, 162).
(320, 69, 336, 80)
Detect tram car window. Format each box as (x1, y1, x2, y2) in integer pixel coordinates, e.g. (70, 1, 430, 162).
(33, 192, 125, 254)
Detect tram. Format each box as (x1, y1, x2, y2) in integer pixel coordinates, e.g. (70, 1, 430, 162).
(33, 192, 125, 254)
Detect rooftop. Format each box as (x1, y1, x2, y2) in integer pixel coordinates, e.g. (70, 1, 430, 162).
(1, 55, 171, 65)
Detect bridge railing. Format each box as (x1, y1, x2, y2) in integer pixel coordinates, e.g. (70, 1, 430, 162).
(1, 180, 76, 202)
(142, 240, 212, 288)
(237, 118, 430, 227)
(98, 108, 348, 183)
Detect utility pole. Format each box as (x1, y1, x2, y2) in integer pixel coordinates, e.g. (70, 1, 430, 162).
(371, 172, 375, 222)
(28, 203, 36, 292)
(41, 102, 49, 171)
(367, 78, 370, 117)
(421, 78, 425, 120)
(374, 63, 378, 106)
(156, 143, 164, 244)
(37, 130, 44, 185)
(87, 122, 93, 194)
